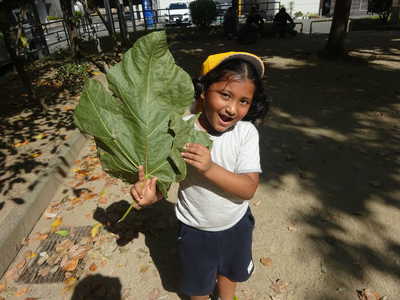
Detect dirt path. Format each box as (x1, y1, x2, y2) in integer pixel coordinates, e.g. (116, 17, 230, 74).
(0, 30, 399, 299)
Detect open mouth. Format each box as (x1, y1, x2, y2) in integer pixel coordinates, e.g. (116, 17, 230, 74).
(218, 114, 234, 123)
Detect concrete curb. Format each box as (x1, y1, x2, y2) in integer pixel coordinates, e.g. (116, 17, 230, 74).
(0, 131, 88, 278)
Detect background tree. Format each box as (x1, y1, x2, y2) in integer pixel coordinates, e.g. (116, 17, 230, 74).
(0, 0, 41, 107)
(60, 0, 81, 60)
(368, 0, 392, 23)
(114, 0, 129, 46)
(391, 0, 400, 24)
(189, 0, 217, 30)
(324, 0, 352, 57)
(294, 11, 303, 19)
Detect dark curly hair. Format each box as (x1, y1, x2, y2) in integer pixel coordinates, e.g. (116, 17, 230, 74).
(192, 58, 270, 123)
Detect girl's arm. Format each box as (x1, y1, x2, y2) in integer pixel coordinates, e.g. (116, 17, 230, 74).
(181, 143, 259, 200)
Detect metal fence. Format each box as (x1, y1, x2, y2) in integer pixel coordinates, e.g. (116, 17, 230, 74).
(15, 1, 289, 56)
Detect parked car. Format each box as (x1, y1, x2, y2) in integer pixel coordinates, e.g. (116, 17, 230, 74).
(165, 2, 191, 26)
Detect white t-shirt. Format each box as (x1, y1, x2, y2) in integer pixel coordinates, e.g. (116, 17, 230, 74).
(175, 115, 262, 231)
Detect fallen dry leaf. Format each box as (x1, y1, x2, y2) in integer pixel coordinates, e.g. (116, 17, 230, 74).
(69, 245, 91, 260)
(89, 263, 97, 272)
(37, 252, 49, 266)
(33, 133, 47, 140)
(44, 211, 57, 219)
(356, 289, 381, 300)
(70, 197, 82, 205)
(14, 140, 29, 147)
(91, 223, 103, 238)
(63, 105, 74, 111)
(24, 250, 37, 259)
(83, 193, 97, 201)
(21, 237, 30, 246)
(50, 217, 63, 232)
(260, 257, 272, 267)
(33, 232, 48, 241)
(4, 266, 18, 282)
(47, 254, 62, 266)
(31, 152, 42, 158)
(98, 197, 108, 204)
(16, 259, 26, 270)
(63, 258, 79, 272)
(15, 287, 29, 296)
(88, 175, 101, 181)
(139, 265, 150, 273)
(270, 279, 288, 294)
(56, 239, 74, 253)
(63, 277, 77, 290)
(0, 283, 6, 292)
(38, 267, 51, 277)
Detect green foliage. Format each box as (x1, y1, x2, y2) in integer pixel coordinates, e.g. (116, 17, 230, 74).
(55, 63, 91, 92)
(73, 31, 211, 198)
(47, 16, 62, 21)
(368, 0, 391, 23)
(307, 13, 320, 19)
(294, 11, 303, 19)
(189, 0, 217, 29)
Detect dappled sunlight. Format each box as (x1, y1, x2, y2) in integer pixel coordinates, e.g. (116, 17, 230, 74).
(266, 56, 317, 70)
(178, 48, 204, 54)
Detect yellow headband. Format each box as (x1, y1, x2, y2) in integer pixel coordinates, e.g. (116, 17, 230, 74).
(200, 51, 265, 78)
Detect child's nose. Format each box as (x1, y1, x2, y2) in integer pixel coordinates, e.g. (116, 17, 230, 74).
(226, 103, 237, 116)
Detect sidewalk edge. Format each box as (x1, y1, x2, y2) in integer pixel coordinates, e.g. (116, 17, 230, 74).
(0, 131, 88, 278)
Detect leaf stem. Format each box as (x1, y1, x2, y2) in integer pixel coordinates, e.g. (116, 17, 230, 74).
(117, 204, 135, 223)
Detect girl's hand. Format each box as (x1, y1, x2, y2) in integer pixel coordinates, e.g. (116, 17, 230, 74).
(181, 143, 213, 174)
(130, 166, 162, 209)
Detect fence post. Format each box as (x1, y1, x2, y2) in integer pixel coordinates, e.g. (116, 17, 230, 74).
(62, 20, 71, 49)
(127, 0, 136, 33)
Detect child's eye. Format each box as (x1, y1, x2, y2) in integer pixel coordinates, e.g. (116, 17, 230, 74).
(220, 92, 231, 99)
(240, 99, 250, 105)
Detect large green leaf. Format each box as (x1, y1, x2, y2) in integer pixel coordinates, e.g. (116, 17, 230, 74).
(74, 31, 211, 198)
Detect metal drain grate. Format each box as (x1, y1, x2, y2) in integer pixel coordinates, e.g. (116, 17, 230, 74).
(18, 226, 92, 284)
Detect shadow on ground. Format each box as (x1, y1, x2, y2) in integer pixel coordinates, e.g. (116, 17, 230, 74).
(93, 198, 189, 299)
(170, 30, 400, 298)
(70, 273, 122, 300)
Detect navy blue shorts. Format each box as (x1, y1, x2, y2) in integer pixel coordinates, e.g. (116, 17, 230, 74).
(177, 208, 255, 296)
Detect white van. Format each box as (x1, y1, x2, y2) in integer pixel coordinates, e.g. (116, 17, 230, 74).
(166, 2, 191, 26)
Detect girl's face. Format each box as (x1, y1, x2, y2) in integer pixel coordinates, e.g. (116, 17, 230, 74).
(199, 78, 255, 133)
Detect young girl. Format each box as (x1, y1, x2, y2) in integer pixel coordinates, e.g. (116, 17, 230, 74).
(130, 52, 269, 300)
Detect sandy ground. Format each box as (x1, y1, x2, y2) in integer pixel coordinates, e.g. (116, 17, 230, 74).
(0, 30, 399, 299)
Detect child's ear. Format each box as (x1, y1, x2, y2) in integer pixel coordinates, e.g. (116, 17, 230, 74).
(199, 91, 206, 101)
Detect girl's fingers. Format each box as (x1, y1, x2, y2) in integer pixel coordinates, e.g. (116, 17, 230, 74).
(184, 143, 206, 154)
(150, 177, 158, 191)
(183, 157, 200, 168)
(181, 152, 199, 161)
(130, 186, 142, 201)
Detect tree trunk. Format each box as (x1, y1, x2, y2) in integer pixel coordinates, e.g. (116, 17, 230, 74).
(31, 0, 50, 56)
(324, 0, 352, 57)
(94, 7, 114, 37)
(114, 0, 128, 45)
(81, 1, 103, 53)
(60, 0, 80, 61)
(391, 0, 400, 24)
(103, 0, 115, 34)
(2, 26, 50, 109)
